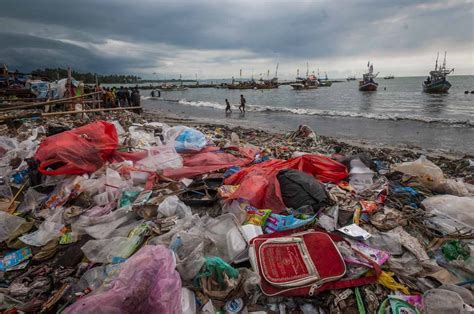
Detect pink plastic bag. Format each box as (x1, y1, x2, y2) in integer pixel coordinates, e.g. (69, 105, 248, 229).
(163, 146, 257, 179)
(225, 154, 348, 213)
(64, 245, 182, 314)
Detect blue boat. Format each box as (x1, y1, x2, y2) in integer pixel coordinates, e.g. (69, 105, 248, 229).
(423, 52, 454, 94)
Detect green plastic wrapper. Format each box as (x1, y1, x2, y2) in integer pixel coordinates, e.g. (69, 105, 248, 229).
(442, 240, 470, 261)
(194, 256, 239, 289)
(119, 190, 141, 208)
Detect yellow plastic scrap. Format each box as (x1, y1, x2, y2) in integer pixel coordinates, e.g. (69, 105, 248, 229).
(377, 271, 410, 295)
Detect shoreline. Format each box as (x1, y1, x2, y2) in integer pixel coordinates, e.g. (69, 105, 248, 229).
(143, 94, 474, 157)
(143, 109, 473, 181)
(144, 108, 474, 161)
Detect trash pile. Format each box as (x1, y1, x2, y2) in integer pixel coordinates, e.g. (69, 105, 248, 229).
(1, 111, 473, 313)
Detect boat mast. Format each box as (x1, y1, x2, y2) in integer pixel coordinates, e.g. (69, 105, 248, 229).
(306, 63, 309, 77)
(275, 63, 279, 78)
(435, 52, 439, 71)
(442, 51, 447, 70)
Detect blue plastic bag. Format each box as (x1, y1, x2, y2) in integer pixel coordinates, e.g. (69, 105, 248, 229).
(174, 127, 207, 152)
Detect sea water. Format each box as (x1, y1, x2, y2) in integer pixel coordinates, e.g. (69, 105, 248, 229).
(142, 75, 474, 154)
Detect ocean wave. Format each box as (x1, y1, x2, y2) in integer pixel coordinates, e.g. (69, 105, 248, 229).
(177, 99, 474, 127)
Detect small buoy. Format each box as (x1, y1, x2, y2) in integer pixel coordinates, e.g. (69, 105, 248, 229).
(465, 91, 469, 94)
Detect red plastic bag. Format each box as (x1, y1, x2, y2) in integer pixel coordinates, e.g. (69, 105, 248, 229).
(225, 154, 348, 213)
(163, 146, 257, 179)
(35, 121, 118, 175)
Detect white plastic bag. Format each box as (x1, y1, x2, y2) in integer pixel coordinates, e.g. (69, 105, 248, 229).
(19, 207, 64, 246)
(81, 236, 140, 263)
(136, 145, 183, 172)
(422, 195, 474, 228)
(72, 206, 137, 239)
(392, 156, 444, 190)
(128, 126, 159, 149)
(157, 195, 191, 218)
(16, 188, 48, 214)
(349, 158, 374, 192)
(0, 212, 26, 242)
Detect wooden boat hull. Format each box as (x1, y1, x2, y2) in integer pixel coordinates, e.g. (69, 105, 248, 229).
(227, 85, 255, 90)
(358, 81, 378, 91)
(423, 80, 451, 93)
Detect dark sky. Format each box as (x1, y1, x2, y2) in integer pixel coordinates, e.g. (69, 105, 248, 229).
(1, 0, 473, 78)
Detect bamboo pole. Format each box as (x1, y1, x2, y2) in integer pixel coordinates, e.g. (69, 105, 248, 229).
(0, 91, 102, 112)
(41, 106, 142, 117)
(1, 99, 102, 107)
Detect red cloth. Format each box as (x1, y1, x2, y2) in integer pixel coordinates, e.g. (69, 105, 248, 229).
(162, 146, 257, 179)
(225, 154, 348, 213)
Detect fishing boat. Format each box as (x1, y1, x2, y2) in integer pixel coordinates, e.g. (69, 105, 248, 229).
(359, 62, 379, 91)
(256, 77, 278, 89)
(290, 74, 319, 90)
(318, 72, 332, 87)
(255, 64, 279, 89)
(159, 83, 187, 91)
(346, 75, 356, 81)
(423, 52, 454, 94)
(383, 74, 395, 79)
(227, 80, 256, 89)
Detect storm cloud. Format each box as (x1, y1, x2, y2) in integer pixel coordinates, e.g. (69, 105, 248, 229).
(1, 0, 472, 78)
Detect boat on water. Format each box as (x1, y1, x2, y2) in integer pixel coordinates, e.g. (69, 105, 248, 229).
(383, 74, 395, 79)
(255, 77, 279, 89)
(359, 62, 379, 91)
(227, 80, 256, 89)
(290, 74, 319, 90)
(160, 83, 187, 91)
(346, 76, 357, 81)
(318, 72, 332, 87)
(423, 52, 454, 94)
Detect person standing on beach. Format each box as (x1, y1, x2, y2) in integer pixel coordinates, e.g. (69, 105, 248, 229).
(131, 87, 142, 113)
(117, 86, 125, 107)
(239, 95, 246, 113)
(225, 99, 232, 114)
(125, 88, 131, 107)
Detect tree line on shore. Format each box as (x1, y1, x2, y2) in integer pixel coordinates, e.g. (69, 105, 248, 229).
(30, 68, 141, 84)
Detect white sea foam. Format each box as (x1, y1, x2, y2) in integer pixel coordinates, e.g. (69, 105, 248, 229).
(177, 99, 474, 127)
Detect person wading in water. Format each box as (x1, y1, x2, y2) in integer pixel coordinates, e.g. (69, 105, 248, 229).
(225, 98, 232, 114)
(239, 94, 246, 114)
